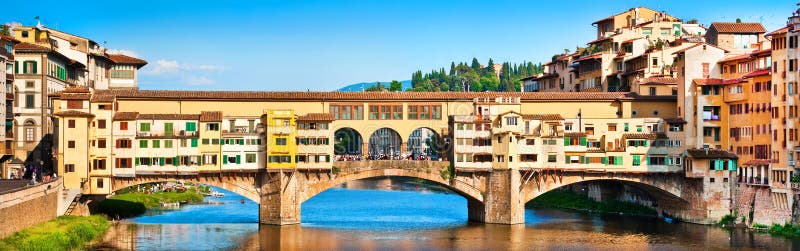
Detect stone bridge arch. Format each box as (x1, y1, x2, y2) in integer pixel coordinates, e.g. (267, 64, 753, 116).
(259, 160, 486, 225)
(111, 173, 262, 203)
(520, 170, 688, 204)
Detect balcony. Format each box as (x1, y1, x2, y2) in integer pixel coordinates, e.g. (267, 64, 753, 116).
(136, 130, 199, 139)
(223, 126, 264, 136)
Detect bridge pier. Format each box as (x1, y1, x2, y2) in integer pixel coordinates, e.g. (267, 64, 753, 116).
(260, 171, 302, 225)
(468, 169, 524, 224)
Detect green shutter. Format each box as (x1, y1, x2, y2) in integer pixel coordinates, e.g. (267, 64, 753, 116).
(565, 156, 570, 164)
(601, 157, 608, 165)
(236, 155, 241, 164)
(624, 123, 629, 132)
(14, 61, 18, 74)
(159, 157, 165, 166)
(326, 155, 330, 162)
(135, 158, 139, 166)
(32, 61, 36, 74)
(616, 156, 623, 165)
(165, 123, 173, 136)
(564, 137, 571, 146)
(191, 138, 198, 147)
(22, 61, 27, 74)
(186, 122, 196, 131)
(139, 140, 147, 148)
(666, 157, 672, 165)
(643, 140, 648, 147)
(239, 139, 244, 145)
(579, 156, 585, 163)
(223, 155, 228, 164)
(173, 157, 179, 166)
(580, 137, 587, 146)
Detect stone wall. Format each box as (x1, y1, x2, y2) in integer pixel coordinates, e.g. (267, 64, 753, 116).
(733, 185, 793, 226)
(0, 178, 63, 239)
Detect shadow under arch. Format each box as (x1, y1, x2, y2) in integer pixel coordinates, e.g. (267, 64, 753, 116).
(368, 128, 403, 158)
(523, 177, 689, 207)
(298, 165, 484, 205)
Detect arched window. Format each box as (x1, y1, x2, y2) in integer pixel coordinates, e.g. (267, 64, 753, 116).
(24, 119, 35, 142)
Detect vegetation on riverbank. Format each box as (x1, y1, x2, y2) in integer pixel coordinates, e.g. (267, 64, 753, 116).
(0, 215, 110, 251)
(765, 223, 800, 238)
(528, 189, 658, 217)
(98, 189, 206, 219)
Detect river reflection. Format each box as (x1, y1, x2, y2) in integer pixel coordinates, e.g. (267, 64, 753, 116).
(99, 177, 797, 250)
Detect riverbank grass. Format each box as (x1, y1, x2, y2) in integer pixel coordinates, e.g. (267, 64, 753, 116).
(99, 190, 205, 218)
(0, 215, 110, 251)
(768, 223, 800, 238)
(528, 189, 657, 217)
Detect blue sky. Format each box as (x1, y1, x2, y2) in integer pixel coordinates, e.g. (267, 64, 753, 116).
(6, 0, 796, 91)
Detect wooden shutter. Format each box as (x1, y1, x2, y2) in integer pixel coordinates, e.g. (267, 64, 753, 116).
(32, 61, 36, 74)
(223, 155, 228, 164)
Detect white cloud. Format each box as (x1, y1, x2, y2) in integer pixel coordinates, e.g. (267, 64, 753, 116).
(142, 59, 224, 75)
(106, 49, 140, 58)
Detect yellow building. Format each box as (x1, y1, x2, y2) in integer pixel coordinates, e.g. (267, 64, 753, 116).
(264, 110, 296, 169)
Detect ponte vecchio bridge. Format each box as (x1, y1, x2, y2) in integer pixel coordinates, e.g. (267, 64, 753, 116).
(52, 88, 733, 224)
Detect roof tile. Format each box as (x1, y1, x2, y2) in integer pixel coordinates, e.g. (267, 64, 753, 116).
(710, 22, 766, 33)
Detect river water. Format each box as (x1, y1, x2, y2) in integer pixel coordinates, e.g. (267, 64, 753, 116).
(98, 177, 798, 250)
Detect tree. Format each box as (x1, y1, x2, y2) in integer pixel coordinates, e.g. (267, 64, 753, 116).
(487, 58, 496, 74)
(480, 75, 499, 91)
(736, 18, 742, 23)
(449, 62, 456, 76)
(0, 25, 9, 36)
(471, 58, 481, 72)
(365, 82, 385, 92)
(438, 82, 450, 92)
(462, 71, 479, 91)
(389, 80, 403, 91)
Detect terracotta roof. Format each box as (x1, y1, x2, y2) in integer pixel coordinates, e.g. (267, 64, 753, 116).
(138, 114, 200, 120)
(89, 89, 673, 102)
(14, 42, 50, 52)
(0, 34, 20, 43)
(107, 54, 148, 66)
(521, 73, 558, 81)
(624, 133, 666, 140)
(113, 112, 139, 121)
(641, 77, 678, 85)
(90, 94, 115, 102)
(742, 69, 771, 78)
(621, 38, 641, 44)
(521, 114, 564, 120)
(743, 159, 773, 166)
(719, 54, 752, 63)
(693, 78, 724, 86)
(556, 53, 579, 61)
(574, 53, 602, 62)
(766, 26, 790, 37)
(297, 113, 334, 121)
(587, 36, 613, 45)
(709, 22, 766, 34)
(686, 148, 738, 159)
(564, 132, 587, 137)
(53, 110, 94, 117)
(671, 43, 729, 54)
(724, 78, 744, 85)
(199, 111, 223, 122)
(60, 93, 91, 100)
(664, 117, 686, 124)
(63, 86, 90, 93)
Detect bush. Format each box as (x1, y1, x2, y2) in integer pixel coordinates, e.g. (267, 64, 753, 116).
(0, 215, 110, 251)
(718, 214, 736, 227)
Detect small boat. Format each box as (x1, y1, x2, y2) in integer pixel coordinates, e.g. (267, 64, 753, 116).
(209, 191, 224, 198)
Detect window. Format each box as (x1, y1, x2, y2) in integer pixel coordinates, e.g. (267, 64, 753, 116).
(97, 179, 104, 188)
(547, 155, 557, 163)
(98, 120, 106, 129)
(203, 154, 218, 165)
(25, 94, 34, 108)
(564, 123, 573, 131)
(186, 122, 197, 131)
(140, 123, 151, 132)
(21, 31, 28, 38)
(25, 128, 34, 142)
(608, 124, 617, 131)
(330, 104, 363, 120)
(246, 153, 257, 163)
(152, 140, 160, 148)
(120, 122, 128, 130)
(92, 159, 106, 170)
(139, 140, 148, 148)
(276, 138, 287, 145)
(97, 139, 106, 148)
(65, 164, 75, 172)
(164, 140, 173, 148)
(206, 123, 219, 131)
(521, 154, 537, 162)
(67, 100, 83, 109)
(25, 81, 34, 89)
(68, 140, 75, 148)
(649, 87, 657, 96)
(116, 158, 132, 168)
(702, 63, 709, 78)
(505, 116, 518, 126)
(116, 139, 132, 148)
(269, 155, 292, 163)
(68, 119, 76, 128)
(407, 104, 442, 120)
